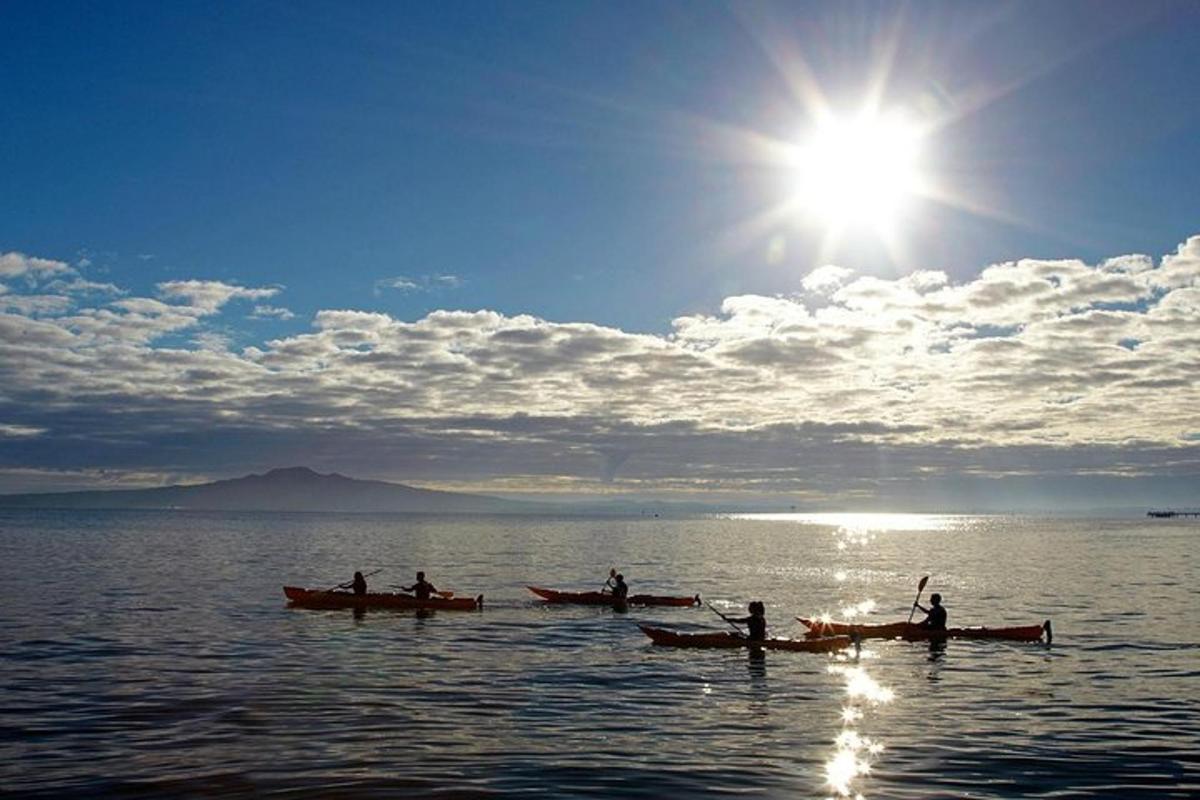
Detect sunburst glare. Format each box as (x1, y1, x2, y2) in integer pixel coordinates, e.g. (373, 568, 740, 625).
(791, 109, 925, 235)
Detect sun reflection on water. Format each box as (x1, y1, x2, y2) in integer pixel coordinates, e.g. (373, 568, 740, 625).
(824, 659, 893, 798)
(840, 599, 877, 619)
(832, 665, 896, 704)
(729, 512, 959, 532)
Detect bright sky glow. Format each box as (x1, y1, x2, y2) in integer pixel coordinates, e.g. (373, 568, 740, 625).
(792, 110, 925, 236)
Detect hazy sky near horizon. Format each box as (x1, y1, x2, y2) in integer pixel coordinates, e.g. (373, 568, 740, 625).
(2, 1, 1199, 507)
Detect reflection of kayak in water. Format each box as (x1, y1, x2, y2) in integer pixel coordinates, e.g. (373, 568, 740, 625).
(797, 617, 1052, 643)
(639, 624, 854, 652)
(527, 586, 700, 607)
(284, 586, 482, 611)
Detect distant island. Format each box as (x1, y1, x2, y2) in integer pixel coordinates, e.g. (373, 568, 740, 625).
(0, 467, 543, 514)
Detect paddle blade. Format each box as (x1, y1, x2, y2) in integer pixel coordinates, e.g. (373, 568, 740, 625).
(906, 575, 931, 624)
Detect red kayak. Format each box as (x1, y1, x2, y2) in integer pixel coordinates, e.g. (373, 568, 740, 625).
(528, 586, 700, 607)
(640, 624, 854, 653)
(284, 586, 482, 611)
(797, 617, 1052, 643)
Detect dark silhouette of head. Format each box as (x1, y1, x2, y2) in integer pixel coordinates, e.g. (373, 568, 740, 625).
(749, 600, 765, 615)
(930, 593, 942, 606)
(615, 573, 625, 582)
(416, 571, 425, 581)
(354, 571, 364, 580)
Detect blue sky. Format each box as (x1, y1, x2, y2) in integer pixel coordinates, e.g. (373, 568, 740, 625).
(2, 1, 1199, 506)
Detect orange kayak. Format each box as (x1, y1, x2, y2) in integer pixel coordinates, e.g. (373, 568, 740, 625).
(528, 586, 700, 607)
(284, 586, 482, 611)
(640, 625, 854, 653)
(797, 617, 1051, 643)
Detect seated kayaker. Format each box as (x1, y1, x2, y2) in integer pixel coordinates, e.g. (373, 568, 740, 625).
(914, 593, 947, 630)
(349, 571, 367, 596)
(402, 571, 438, 601)
(601, 568, 618, 593)
(728, 600, 767, 641)
(610, 573, 629, 602)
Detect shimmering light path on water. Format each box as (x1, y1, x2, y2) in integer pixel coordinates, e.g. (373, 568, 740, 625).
(1, 511, 1197, 798)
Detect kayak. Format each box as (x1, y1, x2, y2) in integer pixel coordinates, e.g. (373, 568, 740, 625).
(284, 586, 482, 611)
(797, 617, 1052, 643)
(528, 586, 700, 607)
(640, 624, 854, 653)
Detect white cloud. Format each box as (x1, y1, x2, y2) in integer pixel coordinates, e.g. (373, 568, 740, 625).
(192, 331, 233, 352)
(374, 274, 465, 295)
(45, 277, 125, 295)
(157, 280, 280, 313)
(250, 305, 296, 321)
(0, 252, 72, 280)
(0, 294, 73, 316)
(1, 237, 1198, 499)
(431, 274, 464, 288)
(802, 264, 854, 294)
(0, 423, 45, 438)
(374, 276, 419, 294)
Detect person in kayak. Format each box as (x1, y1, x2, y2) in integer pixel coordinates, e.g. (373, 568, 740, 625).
(610, 573, 629, 602)
(402, 571, 438, 601)
(602, 568, 618, 593)
(914, 593, 947, 630)
(348, 571, 367, 595)
(728, 601, 767, 641)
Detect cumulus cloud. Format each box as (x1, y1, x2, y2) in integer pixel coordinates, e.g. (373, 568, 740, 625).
(157, 280, 279, 312)
(0, 252, 72, 280)
(802, 264, 854, 294)
(1, 238, 1198, 502)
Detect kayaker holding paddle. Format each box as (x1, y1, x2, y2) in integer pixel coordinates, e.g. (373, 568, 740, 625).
(601, 568, 618, 593)
(913, 593, 947, 630)
(710, 600, 767, 641)
(344, 571, 367, 595)
(401, 571, 438, 601)
(610, 573, 629, 602)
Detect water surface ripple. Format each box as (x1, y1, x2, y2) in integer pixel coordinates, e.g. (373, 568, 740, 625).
(1, 511, 1197, 797)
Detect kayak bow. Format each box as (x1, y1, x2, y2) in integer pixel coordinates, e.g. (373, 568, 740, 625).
(528, 586, 700, 607)
(797, 617, 1052, 643)
(284, 586, 482, 611)
(640, 624, 853, 652)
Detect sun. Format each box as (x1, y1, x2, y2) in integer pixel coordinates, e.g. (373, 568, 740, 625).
(791, 110, 925, 235)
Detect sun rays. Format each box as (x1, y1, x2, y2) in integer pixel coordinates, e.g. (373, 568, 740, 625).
(658, 4, 1122, 272)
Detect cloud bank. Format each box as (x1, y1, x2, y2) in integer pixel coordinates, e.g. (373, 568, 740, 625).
(1, 238, 1198, 506)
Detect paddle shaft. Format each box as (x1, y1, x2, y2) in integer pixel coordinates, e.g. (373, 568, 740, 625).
(906, 575, 931, 624)
(706, 601, 746, 637)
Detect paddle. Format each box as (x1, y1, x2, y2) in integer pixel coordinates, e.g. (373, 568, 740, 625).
(906, 575, 931, 624)
(706, 601, 746, 637)
(322, 568, 383, 594)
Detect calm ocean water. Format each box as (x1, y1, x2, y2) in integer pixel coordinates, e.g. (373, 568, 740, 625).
(0, 510, 1197, 798)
